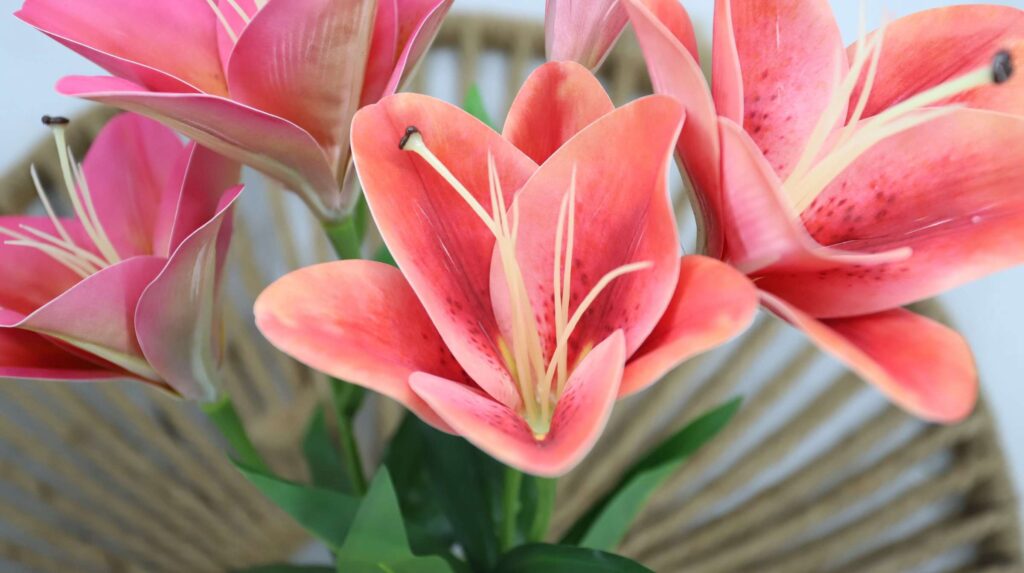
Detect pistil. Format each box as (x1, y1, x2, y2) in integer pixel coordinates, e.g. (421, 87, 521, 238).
(400, 128, 650, 438)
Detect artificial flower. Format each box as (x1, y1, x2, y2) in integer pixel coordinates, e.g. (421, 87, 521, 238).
(16, 0, 452, 220)
(545, 0, 630, 70)
(0, 113, 242, 401)
(624, 0, 1024, 421)
(255, 62, 758, 475)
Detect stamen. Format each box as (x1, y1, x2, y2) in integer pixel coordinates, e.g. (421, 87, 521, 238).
(51, 128, 121, 266)
(401, 128, 651, 438)
(16, 225, 107, 270)
(205, 0, 239, 43)
(993, 50, 1014, 84)
(223, 0, 252, 24)
(30, 164, 72, 245)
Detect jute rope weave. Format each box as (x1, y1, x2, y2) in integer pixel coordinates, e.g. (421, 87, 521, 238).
(0, 14, 1020, 573)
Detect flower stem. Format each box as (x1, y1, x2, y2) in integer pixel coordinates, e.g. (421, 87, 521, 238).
(501, 466, 524, 552)
(323, 216, 361, 260)
(528, 477, 557, 542)
(201, 394, 269, 473)
(330, 378, 367, 495)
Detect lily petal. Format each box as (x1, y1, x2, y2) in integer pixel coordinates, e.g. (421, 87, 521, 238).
(254, 260, 460, 431)
(227, 0, 377, 161)
(57, 75, 340, 218)
(718, 117, 909, 275)
(382, 0, 453, 95)
(17, 256, 167, 382)
(136, 186, 242, 401)
(624, 0, 724, 257)
(621, 255, 759, 396)
(719, 0, 848, 178)
(215, 0, 260, 76)
(16, 0, 227, 94)
(0, 217, 91, 316)
(494, 96, 683, 361)
(0, 329, 113, 380)
(410, 330, 625, 477)
(351, 93, 537, 409)
(849, 6, 1024, 118)
(163, 143, 242, 257)
(711, 0, 743, 124)
(761, 293, 977, 423)
(762, 109, 1024, 318)
(82, 114, 185, 258)
(545, 0, 629, 70)
(502, 61, 614, 165)
(361, 0, 399, 106)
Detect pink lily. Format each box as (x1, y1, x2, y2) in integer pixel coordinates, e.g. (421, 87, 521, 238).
(0, 113, 242, 402)
(545, 0, 630, 70)
(255, 62, 758, 476)
(625, 0, 1024, 422)
(16, 0, 452, 220)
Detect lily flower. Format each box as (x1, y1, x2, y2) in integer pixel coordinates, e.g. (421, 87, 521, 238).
(255, 62, 758, 476)
(0, 114, 242, 402)
(16, 0, 453, 220)
(625, 0, 1024, 422)
(545, 0, 630, 70)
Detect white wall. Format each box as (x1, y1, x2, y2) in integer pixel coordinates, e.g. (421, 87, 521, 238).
(1, 0, 1022, 507)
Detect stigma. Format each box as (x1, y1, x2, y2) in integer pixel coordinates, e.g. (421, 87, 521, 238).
(0, 118, 121, 279)
(401, 128, 650, 438)
(782, 18, 1015, 213)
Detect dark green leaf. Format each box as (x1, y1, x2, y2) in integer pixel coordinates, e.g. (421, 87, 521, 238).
(566, 398, 742, 550)
(234, 462, 358, 550)
(302, 406, 348, 491)
(335, 468, 454, 573)
(494, 544, 653, 573)
(463, 84, 495, 129)
(231, 566, 333, 573)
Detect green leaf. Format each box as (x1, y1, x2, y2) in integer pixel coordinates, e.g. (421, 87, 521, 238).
(566, 398, 742, 550)
(463, 84, 495, 129)
(234, 462, 358, 550)
(302, 406, 348, 491)
(231, 566, 334, 573)
(335, 468, 454, 573)
(493, 544, 654, 573)
(384, 415, 502, 570)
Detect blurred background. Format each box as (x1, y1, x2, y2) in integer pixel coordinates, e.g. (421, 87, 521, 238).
(1, 0, 1021, 518)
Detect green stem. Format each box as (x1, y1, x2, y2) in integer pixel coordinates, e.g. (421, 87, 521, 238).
(201, 395, 269, 473)
(528, 477, 557, 542)
(501, 467, 524, 552)
(323, 216, 362, 260)
(330, 378, 367, 496)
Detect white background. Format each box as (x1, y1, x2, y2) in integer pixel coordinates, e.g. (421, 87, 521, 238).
(1, 0, 1021, 513)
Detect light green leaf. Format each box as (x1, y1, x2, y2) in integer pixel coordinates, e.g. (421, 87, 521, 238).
(567, 398, 742, 550)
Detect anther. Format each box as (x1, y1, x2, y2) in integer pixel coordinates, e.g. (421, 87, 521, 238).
(41, 115, 70, 126)
(993, 50, 1014, 85)
(399, 126, 421, 150)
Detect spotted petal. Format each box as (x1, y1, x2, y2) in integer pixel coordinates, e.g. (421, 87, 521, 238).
(762, 293, 977, 423)
(351, 93, 537, 409)
(410, 330, 625, 476)
(761, 109, 1024, 318)
(255, 260, 461, 431)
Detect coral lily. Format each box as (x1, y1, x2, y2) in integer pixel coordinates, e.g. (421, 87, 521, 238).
(624, 0, 1024, 422)
(255, 62, 758, 476)
(16, 0, 452, 220)
(0, 114, 242, 402)
(545, 0, 630, 70)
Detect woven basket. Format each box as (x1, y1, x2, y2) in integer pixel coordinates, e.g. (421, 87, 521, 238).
(0, 14, 1020, 573)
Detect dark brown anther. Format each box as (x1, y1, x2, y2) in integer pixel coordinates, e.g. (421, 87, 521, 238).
(993, 50, 1014, 85)
(399, 126, 420, 150)
(41, 115, 70, 126)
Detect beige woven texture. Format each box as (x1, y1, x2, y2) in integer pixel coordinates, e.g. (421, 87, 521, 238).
(0, 14, 1020, 573)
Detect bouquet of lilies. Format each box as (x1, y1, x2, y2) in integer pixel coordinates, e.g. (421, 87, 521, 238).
(4, 0, 1023, 570)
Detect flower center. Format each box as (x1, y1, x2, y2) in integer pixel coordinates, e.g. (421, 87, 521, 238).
(0, 117, 121, 279)
(400, 128, 650, 438)
(782, 14, 1014, 213)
